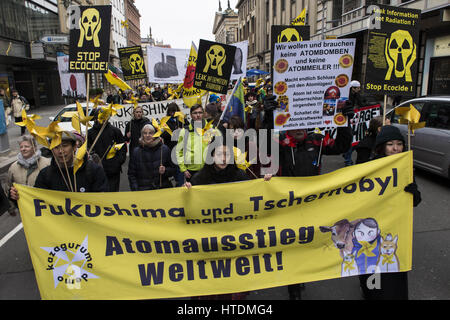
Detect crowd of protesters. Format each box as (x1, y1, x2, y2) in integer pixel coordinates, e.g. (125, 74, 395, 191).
(5, 76, 421, 301)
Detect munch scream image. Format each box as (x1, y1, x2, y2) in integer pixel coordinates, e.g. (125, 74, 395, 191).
(364, 5, 420, 96)
(69, 5, 112, 73)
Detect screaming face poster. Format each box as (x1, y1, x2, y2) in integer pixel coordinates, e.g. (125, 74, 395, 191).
(364, 5, 421, 96)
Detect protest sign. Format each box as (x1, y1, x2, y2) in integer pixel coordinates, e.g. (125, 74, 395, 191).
(322, 104, 382, 146)
(118, 46, 147, 81)
(230, 40, 248, 81)
(272, 39, 356, 131)
(194, 40, 236, 94)
(17, 152, 413, 300)
(109, 98, 192, 133)
(69, 5, 112, 73)
(57, 53, 86, 99)
(363, 5, 421, 96)
(271, 25, 310, 73)
(147, 47, 190, 84)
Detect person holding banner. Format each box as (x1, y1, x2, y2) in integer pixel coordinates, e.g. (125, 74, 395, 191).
(272, 103, 353, 300)
(128, 124, 175, 191)
(358, 125, 421, 300)
(6, 135, 50, 215)
(9, 132, 109, 199)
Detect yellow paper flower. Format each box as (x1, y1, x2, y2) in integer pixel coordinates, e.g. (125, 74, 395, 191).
(106, 143, 125, 160)
(73, 140, 87, 174)
(152, 118, 173, 138)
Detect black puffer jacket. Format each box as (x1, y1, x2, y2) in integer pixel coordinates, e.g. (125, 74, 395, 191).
(278, 126, 352, 177)
(34, 156, 109, 192)
(128, 141, 175, 191)
(88, 122, 127, 177)
(191, 164, 249, 186)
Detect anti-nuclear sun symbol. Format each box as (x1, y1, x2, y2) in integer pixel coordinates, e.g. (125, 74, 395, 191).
(41, 236, 99, 289)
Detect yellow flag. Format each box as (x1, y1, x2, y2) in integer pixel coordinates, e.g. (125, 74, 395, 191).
(73, 140, 87, 174)
(395, 104, 425, 133)
(183, 42, 206, 107)
(291, 8, 306, 26)
(104, 70, 132, 91)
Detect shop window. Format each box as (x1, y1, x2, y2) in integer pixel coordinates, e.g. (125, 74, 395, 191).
(428, 57, 450, 96)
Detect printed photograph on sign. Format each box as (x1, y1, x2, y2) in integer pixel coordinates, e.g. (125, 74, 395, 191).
(68, 5, 112, 73)
(147, 47, 190, 84)
(363, 5, 421, 96)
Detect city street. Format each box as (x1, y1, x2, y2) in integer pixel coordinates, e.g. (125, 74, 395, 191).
(0, 105, 448, 300)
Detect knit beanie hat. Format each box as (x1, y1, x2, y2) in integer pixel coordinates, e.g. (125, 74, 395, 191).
(375, 125, 405, 148)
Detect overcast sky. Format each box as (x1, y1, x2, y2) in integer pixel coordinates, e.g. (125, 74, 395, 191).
(135, 0, 239, 49)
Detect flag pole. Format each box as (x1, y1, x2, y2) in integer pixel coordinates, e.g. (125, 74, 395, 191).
(408, 122, 411, 151)
(86, 73, 91, 149)
(383, 94, 387, 126)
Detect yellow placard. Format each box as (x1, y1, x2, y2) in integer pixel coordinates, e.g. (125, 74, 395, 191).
(17, 152, 413, 300)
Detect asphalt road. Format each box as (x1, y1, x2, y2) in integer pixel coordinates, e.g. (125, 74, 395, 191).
(0, 105, 449, 300)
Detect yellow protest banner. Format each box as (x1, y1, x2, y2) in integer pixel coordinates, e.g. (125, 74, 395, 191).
(17, 152, 413, 300)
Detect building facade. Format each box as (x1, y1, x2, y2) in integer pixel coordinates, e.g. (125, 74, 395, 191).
(235, 0, 450, 97)
(124, 0, 141, 47)
(0, 0, 64, 108)
(213, 1, 239, 45)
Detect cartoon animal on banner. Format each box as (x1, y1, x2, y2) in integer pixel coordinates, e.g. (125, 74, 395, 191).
(376, 234, 400, 272)
(385, 29, 416, 82)
(321, 218, 398, 276)
(78, 8, 102, 48)
(203, 45, 227, 76)
(320, 219, 361, 277)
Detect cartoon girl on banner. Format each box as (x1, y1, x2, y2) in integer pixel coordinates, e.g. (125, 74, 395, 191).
(321, 217, 400, 277)
(351, 218, 381, 274)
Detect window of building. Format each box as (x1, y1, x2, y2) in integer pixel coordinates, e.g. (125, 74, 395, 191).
(428, 57, 450, 96)
(343, 0, 362, 14)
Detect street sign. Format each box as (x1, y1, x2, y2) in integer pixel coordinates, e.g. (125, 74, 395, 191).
(41, 35, 69, 44)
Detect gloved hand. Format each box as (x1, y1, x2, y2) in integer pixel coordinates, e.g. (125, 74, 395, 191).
(342, 101, 355, 119)
(404, 182, 422, 207)
(264, 95, 278, 112)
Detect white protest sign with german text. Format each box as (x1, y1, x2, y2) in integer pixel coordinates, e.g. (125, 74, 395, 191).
(273, 39, 356, 131)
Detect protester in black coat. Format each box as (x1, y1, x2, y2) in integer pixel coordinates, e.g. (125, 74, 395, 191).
(358, 125, 421, 300)
(128, 124, 175, 191)
(35, 155, 109, 192)
(270, 104, 353, 300)
(88, 113, 127, 192)
(355, 116, 386, 164)
(8, 132, 109, 201)
(125, 106, 151, 154)
(278, 125, 353, 177)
